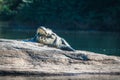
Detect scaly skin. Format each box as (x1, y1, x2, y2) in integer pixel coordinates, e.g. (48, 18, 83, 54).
(22, 26, 90, 60)
(23, 26, 75, 51)
(35, 26, 75, 51)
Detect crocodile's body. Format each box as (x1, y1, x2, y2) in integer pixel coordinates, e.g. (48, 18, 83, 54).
(24, 26, 75, 51)
(23, 26, 89, 60)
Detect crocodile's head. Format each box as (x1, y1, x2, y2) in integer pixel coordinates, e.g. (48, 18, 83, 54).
(35, 26, 75, 51)
(37, 26, 54, 37)
(35, 26, 56, 45)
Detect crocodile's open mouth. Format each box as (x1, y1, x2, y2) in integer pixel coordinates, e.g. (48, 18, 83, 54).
(37, 27, 53, 38)
(38, 29, 47, 36)
(38, 33, 52, 38)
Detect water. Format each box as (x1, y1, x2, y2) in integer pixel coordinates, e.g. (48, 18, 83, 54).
(0, 25, 120, 79)
(0, 26, 120, 56)
(57, 31, 120, 56)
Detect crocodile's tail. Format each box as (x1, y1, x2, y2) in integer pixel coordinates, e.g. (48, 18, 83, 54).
(60, 38, 75, 51)
(60, 46, 75, 51)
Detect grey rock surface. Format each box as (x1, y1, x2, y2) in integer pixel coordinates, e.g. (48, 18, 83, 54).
(0, 39, 120, 76)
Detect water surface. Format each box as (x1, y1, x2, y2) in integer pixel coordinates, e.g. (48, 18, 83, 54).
(0, 26, 120, 56)
(0, 25, 120, 80)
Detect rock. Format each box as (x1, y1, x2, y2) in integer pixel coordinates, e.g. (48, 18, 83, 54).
(0, 39, 120, 76)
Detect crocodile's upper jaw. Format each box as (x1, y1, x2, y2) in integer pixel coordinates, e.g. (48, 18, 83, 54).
(37, 26, 53, 37)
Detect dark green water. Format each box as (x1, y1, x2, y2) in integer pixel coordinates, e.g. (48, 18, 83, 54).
(0, 26, 120, 79)
(0, 27, 120, 56)
(57, 31, 120, 56)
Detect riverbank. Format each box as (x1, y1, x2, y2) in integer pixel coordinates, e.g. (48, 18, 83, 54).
(0, 39, 120, 76)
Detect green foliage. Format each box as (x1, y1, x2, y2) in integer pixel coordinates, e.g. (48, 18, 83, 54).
(0, 0, 120, 31)
(0, 0, 20, 20)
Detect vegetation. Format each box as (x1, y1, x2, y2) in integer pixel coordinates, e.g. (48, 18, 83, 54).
(0, 0, 120, 31)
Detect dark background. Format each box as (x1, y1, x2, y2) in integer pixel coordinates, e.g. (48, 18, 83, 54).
(0, 0, 120, 31)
